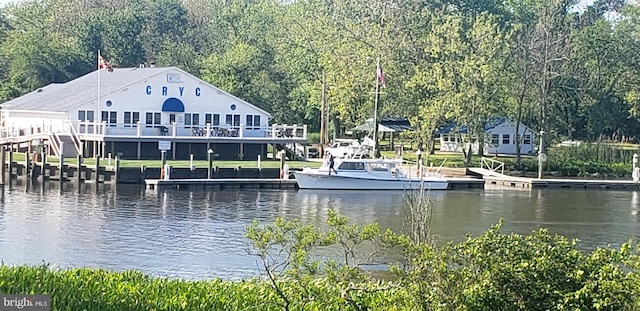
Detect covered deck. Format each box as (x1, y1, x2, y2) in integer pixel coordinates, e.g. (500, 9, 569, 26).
(0, 120, 307, 160)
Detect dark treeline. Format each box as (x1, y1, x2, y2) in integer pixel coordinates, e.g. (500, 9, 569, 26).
(1, 0, 639, 150)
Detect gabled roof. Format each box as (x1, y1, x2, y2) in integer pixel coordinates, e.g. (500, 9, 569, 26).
(0, 67, 270, 116)
(437, 118, 529, 134)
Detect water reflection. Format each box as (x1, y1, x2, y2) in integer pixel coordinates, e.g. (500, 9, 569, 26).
(0, 184, 639, 279)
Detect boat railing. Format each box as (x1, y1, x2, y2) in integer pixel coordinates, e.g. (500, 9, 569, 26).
(481, 156, 504, 175)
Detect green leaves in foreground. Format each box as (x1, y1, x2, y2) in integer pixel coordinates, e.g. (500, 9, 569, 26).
(401, 220, 640, 311)
(4, 216, 640, 310)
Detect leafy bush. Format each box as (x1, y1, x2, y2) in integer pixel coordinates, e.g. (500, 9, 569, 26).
(546, 144, 637, 178)
(4, 215, 640, 310)
(400, 221, 640, 311)
(306, 132, 320, 144)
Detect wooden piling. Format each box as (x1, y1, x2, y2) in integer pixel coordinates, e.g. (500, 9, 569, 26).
(114, 157, 120, 184)
(95, 155, 101, 184)
(41, 151, 47, 181)
(7, 150, 13, 182)
(77, 155, 83, 183)
(1, 146, 5, 186)
(58, 156, 64, 188)
(140, 165, 146, 184)
(24, 152, 30, 180)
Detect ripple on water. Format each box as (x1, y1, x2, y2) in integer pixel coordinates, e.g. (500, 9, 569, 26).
(1, 185, 639, 279)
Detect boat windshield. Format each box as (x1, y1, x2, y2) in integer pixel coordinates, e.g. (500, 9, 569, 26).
(337, 162, 365, 170)
(369, 163, 389, 171)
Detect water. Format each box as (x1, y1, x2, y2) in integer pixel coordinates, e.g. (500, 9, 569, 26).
(1, 181, 639, 280)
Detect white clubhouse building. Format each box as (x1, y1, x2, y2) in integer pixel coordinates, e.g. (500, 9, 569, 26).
(0, 66, 306, 160)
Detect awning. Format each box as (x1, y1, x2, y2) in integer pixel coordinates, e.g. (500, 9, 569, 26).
(351, 118, 413, 133)
(161, 97, 185, 112)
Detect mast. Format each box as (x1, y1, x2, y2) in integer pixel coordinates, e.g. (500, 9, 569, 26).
(320, 71, 327, 156)
(97, 50, 101, 132)
(372, 56, 381, 158)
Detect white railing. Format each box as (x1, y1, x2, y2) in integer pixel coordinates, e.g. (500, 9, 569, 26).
(65, 120, 83, 156)
(0, 120, 308, 141)
(481, 156, 504, 175)
(49, 132, 62, 157)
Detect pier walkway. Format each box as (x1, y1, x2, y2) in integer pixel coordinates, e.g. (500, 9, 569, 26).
(469, 167, 640, 190)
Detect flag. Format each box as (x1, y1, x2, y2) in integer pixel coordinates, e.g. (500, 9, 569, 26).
(98, 52, 113, 72)
(377, 62, 386, 88)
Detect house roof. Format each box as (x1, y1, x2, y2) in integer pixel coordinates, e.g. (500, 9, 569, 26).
(352, 117, 413, 133)
(437, 118, 527, 134)
(0, 66, 270, 116)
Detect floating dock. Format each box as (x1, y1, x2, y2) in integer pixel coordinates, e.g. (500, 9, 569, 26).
(484, 176, 640, 190)
(469, 168, 640, 190)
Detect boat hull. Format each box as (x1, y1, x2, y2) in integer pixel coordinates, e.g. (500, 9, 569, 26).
(293, 172, 449, 190)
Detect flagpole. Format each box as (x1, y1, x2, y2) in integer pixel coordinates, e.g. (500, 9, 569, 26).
(97, 50, 101, 135)
(372, 56, 381, 158)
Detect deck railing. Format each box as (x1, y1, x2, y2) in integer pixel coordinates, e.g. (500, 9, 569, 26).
(0, 120, 308, 141)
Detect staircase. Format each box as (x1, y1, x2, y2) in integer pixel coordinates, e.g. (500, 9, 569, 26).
(275, 143, 303, 160)
(58, 134, 80, 158)
(49, 133, 80, 158)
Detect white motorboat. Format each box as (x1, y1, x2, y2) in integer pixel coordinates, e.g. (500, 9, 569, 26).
(294, 157, 449, 190)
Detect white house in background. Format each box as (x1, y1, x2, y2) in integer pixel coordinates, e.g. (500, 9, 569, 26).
(0, 66, 307, 160)
(437, 118, 536, 155)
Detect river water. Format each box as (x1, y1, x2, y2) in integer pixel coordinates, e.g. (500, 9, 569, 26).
(1, 181, 639, 280)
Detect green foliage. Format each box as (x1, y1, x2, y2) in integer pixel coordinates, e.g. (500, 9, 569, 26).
(0, 0, 639, 143)
(548, 144, 636, 177)
(4, 216, 640, 310)
(400, 220, 640, 311)
(246, 209, 404, 311)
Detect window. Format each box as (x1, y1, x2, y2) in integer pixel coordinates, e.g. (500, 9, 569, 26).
(124, 112, 139, 127)
(78, 111, 86, 121)
(109, 111, 117, 125)
(205, 114, 212, 125)
(213, 114, 220, 125)
(145, 113, 161, 126)
(491, 134, 499, 145)
(442, 134, 449, 142)
(338, 162, 365, 170)
(246, 115, 261, 129)
(225, 114, 232, 125)
(101, 111, 117, 126)
(185, 113, 200, 127)
(87, 111, 94, 122)
(524, 134, 532, 145)
(502, 134, 510, 145)
(233, 114, 240, 126)
(246, 115, 253, 127)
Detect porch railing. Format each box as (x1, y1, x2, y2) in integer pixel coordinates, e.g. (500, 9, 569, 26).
(0, 121, 308, 141)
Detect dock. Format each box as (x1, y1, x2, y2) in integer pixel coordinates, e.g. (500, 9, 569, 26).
(145, 177, 486, 190)
(145, 178, 299, 190)
(469, 168, 640, 190)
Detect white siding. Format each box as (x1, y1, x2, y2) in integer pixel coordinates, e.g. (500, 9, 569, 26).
(70, 70, 270, 127)
(439, 121, 536, 155)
